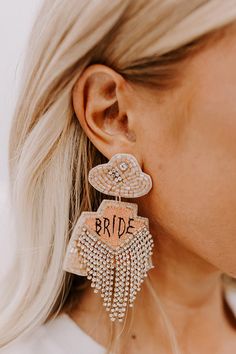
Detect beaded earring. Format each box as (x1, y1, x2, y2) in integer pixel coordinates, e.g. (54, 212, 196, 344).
(63, 153, 154, 322)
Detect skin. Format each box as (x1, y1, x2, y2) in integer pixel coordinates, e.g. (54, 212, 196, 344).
(69, 21, 236, 354)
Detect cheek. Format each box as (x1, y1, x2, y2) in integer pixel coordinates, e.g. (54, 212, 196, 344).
(143, 93, 236, 277)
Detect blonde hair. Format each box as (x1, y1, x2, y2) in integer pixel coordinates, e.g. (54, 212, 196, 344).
(2, 0, 236, 353)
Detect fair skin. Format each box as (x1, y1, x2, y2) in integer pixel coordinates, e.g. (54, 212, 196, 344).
(69, 22, 236, 354)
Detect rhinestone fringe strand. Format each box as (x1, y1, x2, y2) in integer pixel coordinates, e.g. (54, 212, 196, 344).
(70, 226, 154, 322)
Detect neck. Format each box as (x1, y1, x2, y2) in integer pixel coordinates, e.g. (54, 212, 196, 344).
(150, 221, 222, 310)
(127, 216, 236, 353)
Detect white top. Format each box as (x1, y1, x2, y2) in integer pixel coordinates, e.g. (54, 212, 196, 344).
(1, 283, 236, 354)
(0, 313, 106, 354)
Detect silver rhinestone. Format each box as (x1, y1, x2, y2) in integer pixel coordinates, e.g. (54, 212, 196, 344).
(119, 162, 128, 171)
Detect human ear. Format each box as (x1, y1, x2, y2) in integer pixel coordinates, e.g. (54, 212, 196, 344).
(72, 64, 138, 160)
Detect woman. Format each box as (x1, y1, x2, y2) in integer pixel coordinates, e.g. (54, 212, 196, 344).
(1, 0, 236, 353)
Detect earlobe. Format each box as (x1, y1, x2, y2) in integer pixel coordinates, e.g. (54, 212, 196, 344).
(72, 64, 137, 159)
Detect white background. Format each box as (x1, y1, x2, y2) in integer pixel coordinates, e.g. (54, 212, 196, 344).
(0, 0, 42, 274)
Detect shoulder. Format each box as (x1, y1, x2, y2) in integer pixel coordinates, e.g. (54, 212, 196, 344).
(0, 313, 105, 354)
(0, 314, 73, 354)
(0, 325, 54, 354)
